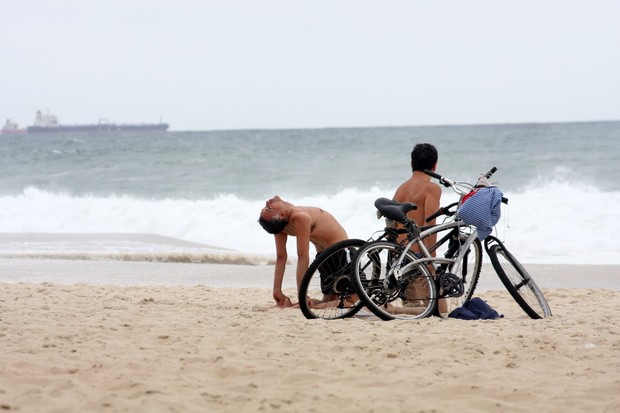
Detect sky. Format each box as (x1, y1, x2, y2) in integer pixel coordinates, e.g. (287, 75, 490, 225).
(1, 0, 619, 131)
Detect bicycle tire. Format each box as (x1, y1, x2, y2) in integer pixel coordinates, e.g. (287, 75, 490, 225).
(436, 234, 483, 318)
(352, 241, 437, 320)
(486, 237, 552, 319)
(298, 239, 367, 320)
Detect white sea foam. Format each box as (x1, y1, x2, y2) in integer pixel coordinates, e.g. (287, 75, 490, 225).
(1, 181, 619, 265)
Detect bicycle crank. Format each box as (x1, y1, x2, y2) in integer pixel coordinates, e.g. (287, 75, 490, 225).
(438, 272, 464, 298)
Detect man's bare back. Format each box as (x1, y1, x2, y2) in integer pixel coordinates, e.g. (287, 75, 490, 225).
(393, 172, 441, 227)
(283, 206, 347, 252)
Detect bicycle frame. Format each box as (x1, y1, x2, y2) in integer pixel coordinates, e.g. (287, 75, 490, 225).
(362, 177, 482, 304)
(410, 220, 478, 275)
(371, 218, 478, 294)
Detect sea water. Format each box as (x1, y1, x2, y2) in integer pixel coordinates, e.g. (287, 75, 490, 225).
(1, 121, 619, 266)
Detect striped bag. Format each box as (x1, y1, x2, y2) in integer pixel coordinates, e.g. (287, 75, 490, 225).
(457, 186, 504, 240)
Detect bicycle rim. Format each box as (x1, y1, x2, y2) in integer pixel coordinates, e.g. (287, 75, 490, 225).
(488, 244, 552, 319)
(353, 241, 436, 320)
(298, 239, 367, 320)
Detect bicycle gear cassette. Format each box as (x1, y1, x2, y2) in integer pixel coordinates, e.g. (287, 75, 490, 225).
(331, 275, 352, 294)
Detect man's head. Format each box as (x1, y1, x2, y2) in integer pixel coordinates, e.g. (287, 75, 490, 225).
(410, 143, 438, 172)
(258, 217, 287, 234)
(258, 195, 288, 234)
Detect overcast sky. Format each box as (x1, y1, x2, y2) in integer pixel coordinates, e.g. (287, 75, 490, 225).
(2, 1, 619, 131)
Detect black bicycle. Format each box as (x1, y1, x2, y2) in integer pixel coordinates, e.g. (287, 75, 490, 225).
(297, 238, 368, 320)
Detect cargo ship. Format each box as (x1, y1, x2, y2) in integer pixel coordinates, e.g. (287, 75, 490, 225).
(23, 110, 169, 133)
(1, 119, 27, 135)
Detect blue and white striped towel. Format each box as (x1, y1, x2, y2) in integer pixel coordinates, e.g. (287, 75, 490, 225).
(457, 186, 503, 240)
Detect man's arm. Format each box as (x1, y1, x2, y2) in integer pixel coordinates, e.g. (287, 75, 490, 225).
(423, 185, 442, 253)
(391, 183, 409, 245)
(392, 182, 406, 203)
(290, 212, 312, 292)
(272, 232, 291, 307)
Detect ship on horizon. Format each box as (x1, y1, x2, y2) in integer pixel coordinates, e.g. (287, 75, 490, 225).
(2, 110, 169, 135)
(1, 119, 27, 135)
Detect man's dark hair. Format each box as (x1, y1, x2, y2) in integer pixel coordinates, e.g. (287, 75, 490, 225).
(411, 143, 438, 172)
(258, 217, 288, 234)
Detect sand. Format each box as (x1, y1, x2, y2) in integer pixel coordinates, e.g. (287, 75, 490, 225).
(1, 261, 619, 412)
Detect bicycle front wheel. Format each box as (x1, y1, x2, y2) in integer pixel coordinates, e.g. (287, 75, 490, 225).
(486, 237, 552, 319)
(352, 241, 437, 320)
(298, 239, 367, 320)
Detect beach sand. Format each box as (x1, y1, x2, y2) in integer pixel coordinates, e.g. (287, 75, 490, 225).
(1, 261, 619, 412)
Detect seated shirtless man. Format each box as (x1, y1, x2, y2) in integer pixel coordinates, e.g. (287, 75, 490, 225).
(258, 195, 348, 307)
(392, 143, 442, 311)
(393, 143, 442, 252)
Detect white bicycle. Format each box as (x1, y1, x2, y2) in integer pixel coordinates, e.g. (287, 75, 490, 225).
(351, 167, 552, 320)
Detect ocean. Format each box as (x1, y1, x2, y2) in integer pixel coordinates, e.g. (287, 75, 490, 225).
(1, 121, 619, 266)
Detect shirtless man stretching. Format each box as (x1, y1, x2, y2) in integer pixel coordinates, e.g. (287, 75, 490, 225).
(258, 196, 348, 307)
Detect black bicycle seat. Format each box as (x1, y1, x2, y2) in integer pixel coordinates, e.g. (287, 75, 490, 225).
(374, 198, 417, 223)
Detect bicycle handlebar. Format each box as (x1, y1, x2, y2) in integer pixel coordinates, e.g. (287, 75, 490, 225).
(484, 166, 497, 179)
(423, 167, 509, 211)
(482, 167, 509, 203)
(425, 201, 458, 223)
(423, 167, 498, 188)
(423, 169, 452, 188)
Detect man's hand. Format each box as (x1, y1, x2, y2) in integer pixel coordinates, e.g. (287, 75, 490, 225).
(273, 291, 293, 307)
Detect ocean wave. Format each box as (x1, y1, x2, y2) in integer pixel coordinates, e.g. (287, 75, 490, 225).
(0, 232, 274, 265)
(0, 251, 274, 265)
(1, 182, 619, 265)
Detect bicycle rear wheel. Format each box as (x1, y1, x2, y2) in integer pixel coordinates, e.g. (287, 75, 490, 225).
(352, 241, 436, 320)
(485, 237, 552, 319)
(298, 239, 367, 320)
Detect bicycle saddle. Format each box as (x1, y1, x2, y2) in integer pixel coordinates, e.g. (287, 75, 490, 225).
(374, 197, 417, 223)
